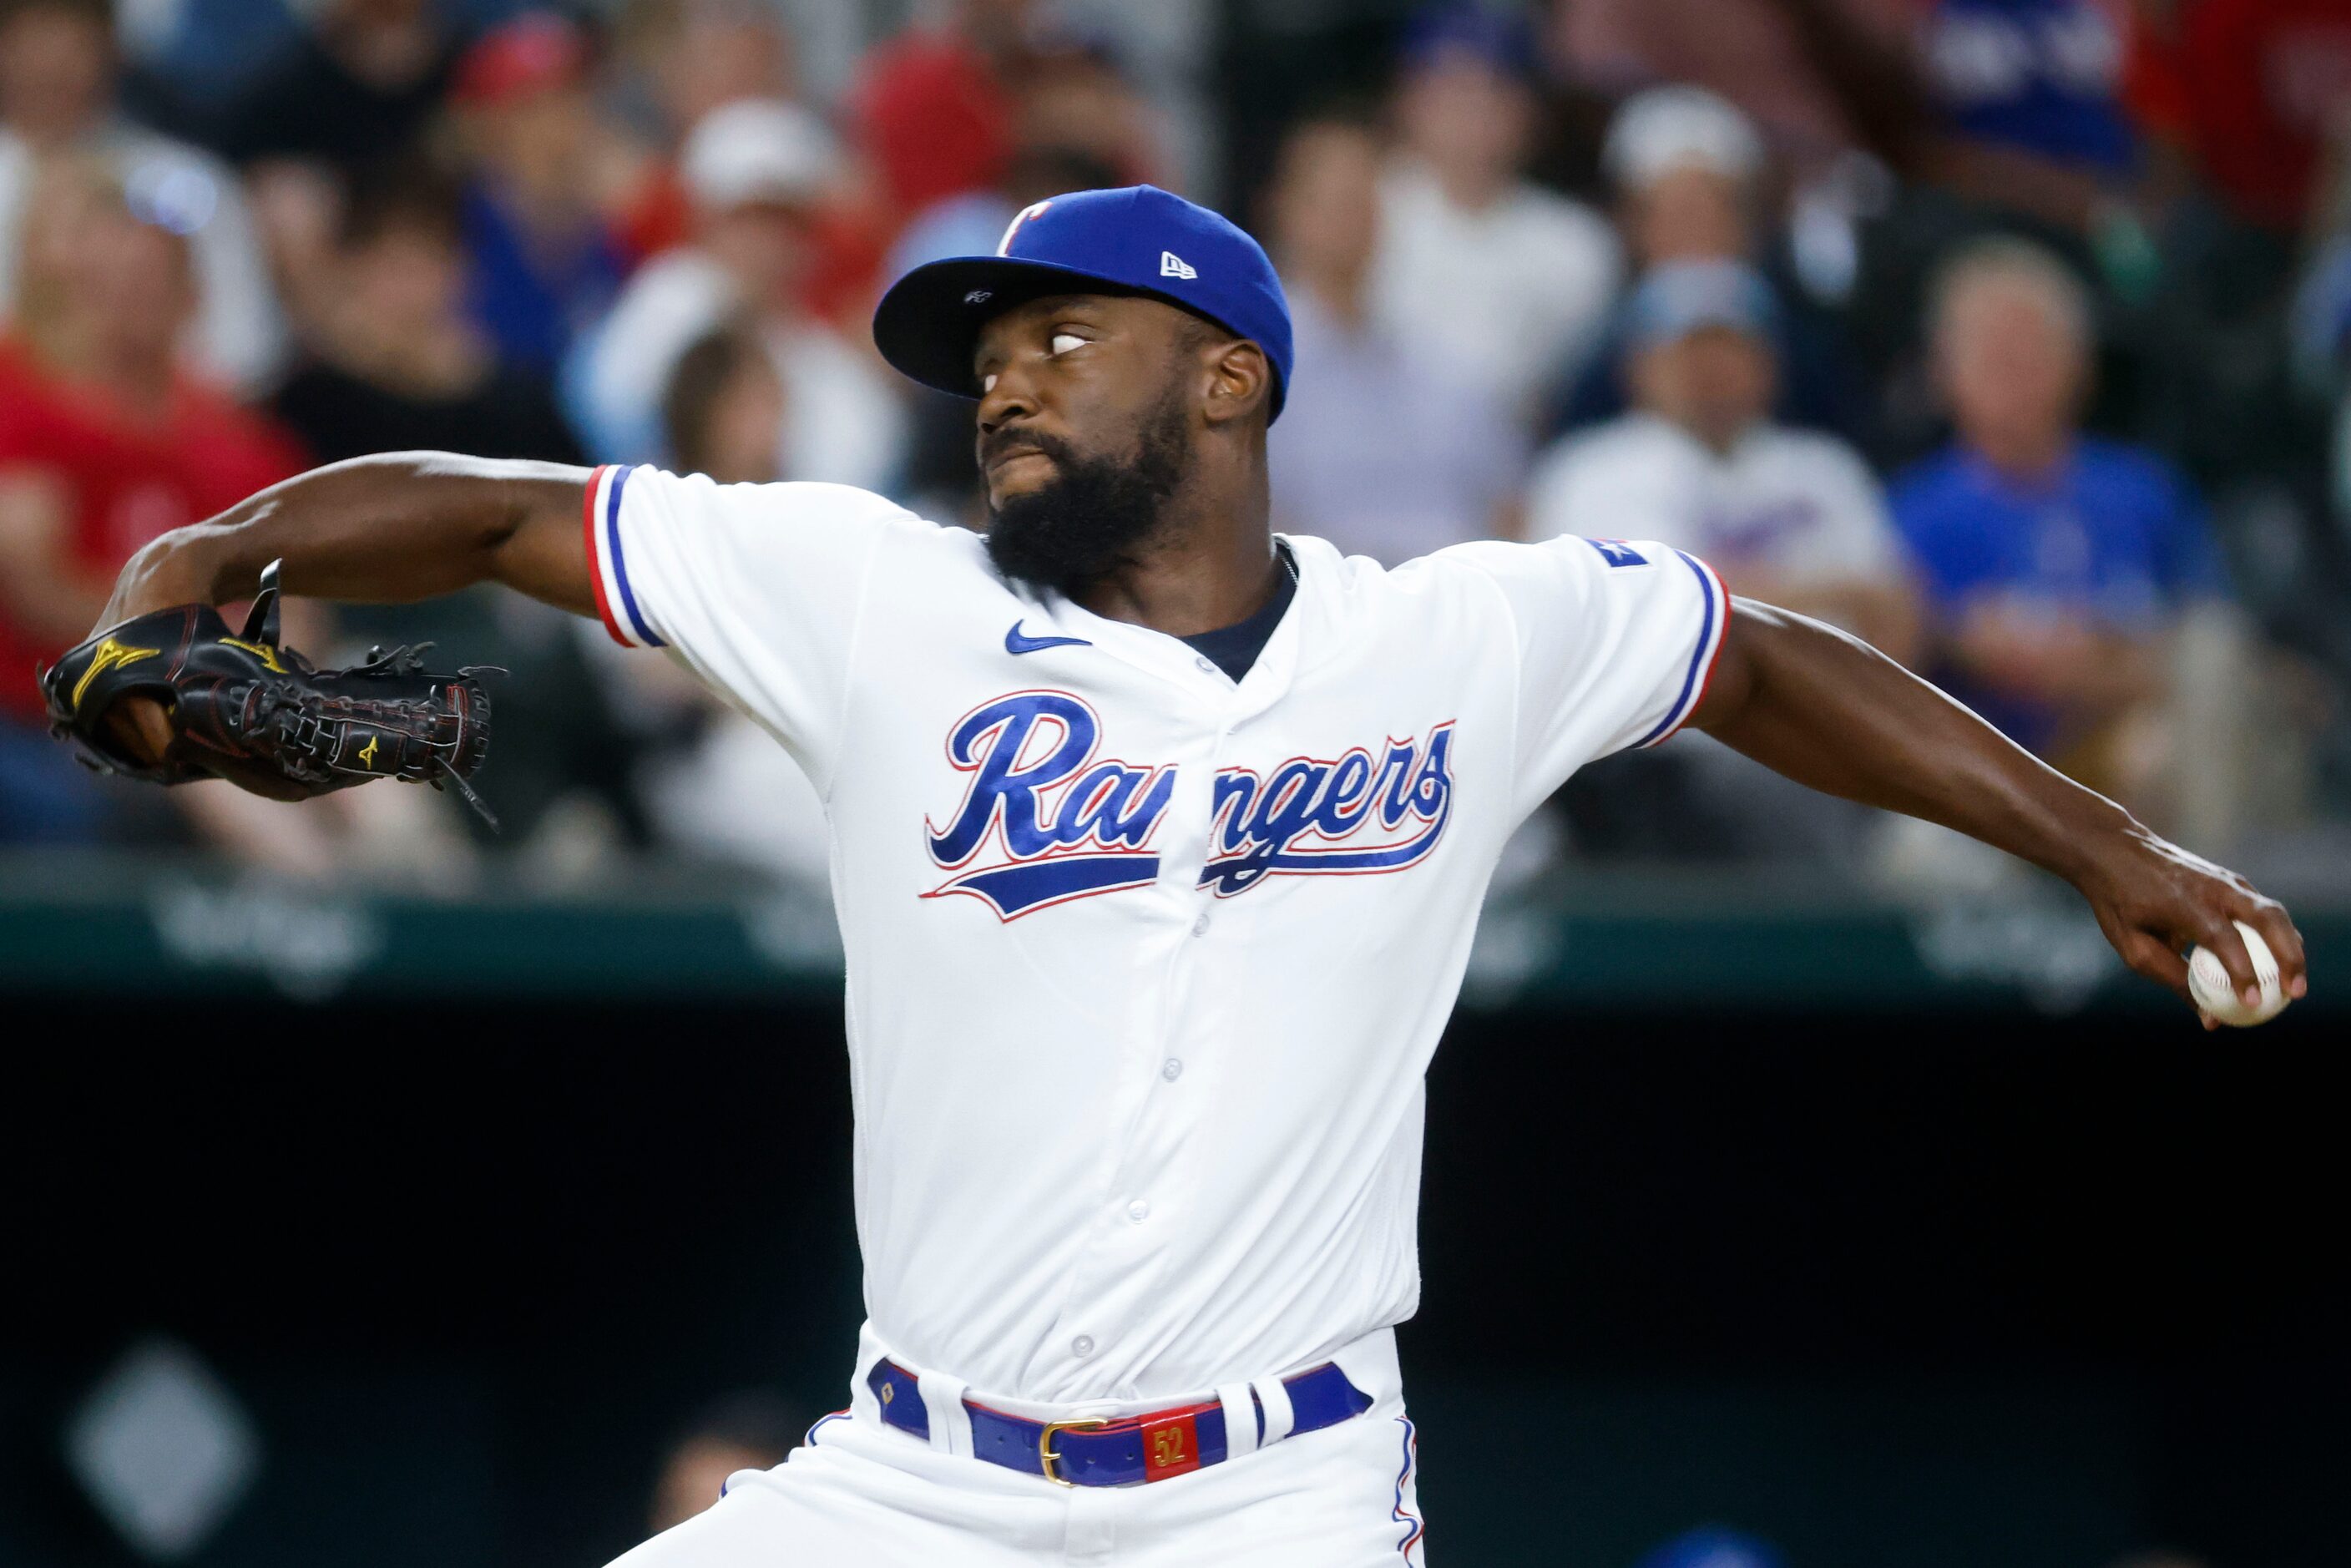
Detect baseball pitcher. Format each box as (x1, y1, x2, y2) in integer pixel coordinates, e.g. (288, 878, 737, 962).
(53, 188, 2305, 1565)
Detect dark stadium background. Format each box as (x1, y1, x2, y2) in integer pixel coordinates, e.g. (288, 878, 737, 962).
(9, 940, 2344, 1566)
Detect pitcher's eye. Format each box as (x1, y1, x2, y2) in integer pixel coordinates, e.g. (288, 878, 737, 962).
(1050, 333, 1085, 356)
(981, 372, 998, 393)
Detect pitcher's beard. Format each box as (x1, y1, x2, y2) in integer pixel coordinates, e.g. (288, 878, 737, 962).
(983, 391, 1191, 595)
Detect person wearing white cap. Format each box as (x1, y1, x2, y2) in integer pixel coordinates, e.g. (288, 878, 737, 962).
(1601, 84, 1767, 273)
(1529, 257, 1918, 863)
(1551, 84, 1857, 441)
(564, 99, 904, 493)
(1531, 259, 1916, 660)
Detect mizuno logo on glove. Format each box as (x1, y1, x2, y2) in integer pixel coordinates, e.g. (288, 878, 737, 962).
(69, 637, 158, 712)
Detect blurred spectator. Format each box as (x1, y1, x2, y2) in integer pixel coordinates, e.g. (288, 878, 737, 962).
(1891, 238, 2226, 787)
(1550, 84, 1858, 438)
(272, 167, 658, 863)
(2128, 0, 2351, 235)
(662, 323, 785, 483)
(567, 99, 902, 489)
(447, 13, 629, 372)
(214, 0, 455, 175)
(0, 161, 305, 842)
(1540, 260, 1907, 867)
(1369, 6, 1619, 424)
(603, 0, 887, 331)
(1767, 0, 2146, 238)
(629, 0, 802, 134)
(1549, 0, 1913, 170)
(218, 0, 462, 341)
(270, 166, 582, 466)
(0, 162, 305, 692)
(648, 1389, 804, 1532)
(1530, 260, 1918, 660)
(0, 0, 287, 392)
(1050, 0, 1219, 193)
(596, 323, 832, 888)
(848, 0, 1032, 221)
(607, 0, 804, 265)
(1916, 0, 2137, 181)
(1010, 29, 1165, 192)
(1263, 114, 1523, 564)
(1605, 86, 1767, 271)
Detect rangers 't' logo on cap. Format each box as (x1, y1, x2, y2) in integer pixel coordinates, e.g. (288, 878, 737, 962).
(996, 200, 1052, 255)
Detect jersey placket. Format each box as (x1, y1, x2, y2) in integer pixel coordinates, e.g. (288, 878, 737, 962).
(1030, 597, 1309, 1393)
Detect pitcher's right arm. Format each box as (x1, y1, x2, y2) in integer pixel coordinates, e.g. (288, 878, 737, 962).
(99, 453, 596, 627)
(88, 452, 598, 762)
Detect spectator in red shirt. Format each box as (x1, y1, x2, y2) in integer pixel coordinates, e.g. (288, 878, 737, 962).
(847, 0, 1031, 220)
(0, 159, 304, 840)
(2127, 0, 2351, 234)
(0, 159, 306, 715)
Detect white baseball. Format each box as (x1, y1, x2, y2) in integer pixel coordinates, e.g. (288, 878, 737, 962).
(2187, 920, 2286, 1027)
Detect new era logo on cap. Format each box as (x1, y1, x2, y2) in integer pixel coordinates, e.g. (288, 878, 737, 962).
(1160, 251, 1196, 281)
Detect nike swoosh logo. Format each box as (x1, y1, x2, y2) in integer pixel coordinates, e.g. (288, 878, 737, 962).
(1005, 621, 1092, 655)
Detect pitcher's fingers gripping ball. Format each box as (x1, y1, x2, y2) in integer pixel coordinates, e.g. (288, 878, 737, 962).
(41, 559, 498, 823)
(2188, 921, 2289, 1027)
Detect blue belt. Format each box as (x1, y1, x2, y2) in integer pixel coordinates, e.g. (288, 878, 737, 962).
(866, 1358, 1371, 1487)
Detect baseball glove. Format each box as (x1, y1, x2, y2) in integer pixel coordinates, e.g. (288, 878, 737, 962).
(40, 561, 498, 825)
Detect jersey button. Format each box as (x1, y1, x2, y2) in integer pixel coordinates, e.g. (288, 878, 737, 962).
(1126, 1200, 1150, 1222)
(1191, 913, 1211, 938)
(1160, 1058, 1183, 1081)
(1071, 1335, 1095, 1358)
(1194, 655, 1216, 675)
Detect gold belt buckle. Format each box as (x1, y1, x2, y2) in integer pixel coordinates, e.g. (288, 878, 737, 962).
(1038, 1418, 1109, 1487)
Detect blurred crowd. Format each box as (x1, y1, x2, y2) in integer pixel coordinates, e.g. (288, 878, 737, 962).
(2, 0, 2348, 891)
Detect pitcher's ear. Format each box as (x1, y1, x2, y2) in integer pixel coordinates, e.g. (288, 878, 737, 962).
(1202, 340, 1270, 428)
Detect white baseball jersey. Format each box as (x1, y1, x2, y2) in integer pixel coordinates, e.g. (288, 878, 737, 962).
(584, 463, 1727, 1408)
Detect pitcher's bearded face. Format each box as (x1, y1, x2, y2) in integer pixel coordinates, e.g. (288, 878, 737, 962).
(971, 293, 1211, 594)
(980, 387, 1190, 591)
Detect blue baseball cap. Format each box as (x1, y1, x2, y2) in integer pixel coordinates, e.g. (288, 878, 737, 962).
(1623, 260, 1781, 351)
(871, 184, 1294, 421)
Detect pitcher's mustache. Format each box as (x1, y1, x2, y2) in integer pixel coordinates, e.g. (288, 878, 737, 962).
(980, 427, 1076, 468)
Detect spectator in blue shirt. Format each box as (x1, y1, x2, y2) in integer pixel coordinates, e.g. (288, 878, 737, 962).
(447, 13, 627, 373)
(1893, 238, 2225, 777)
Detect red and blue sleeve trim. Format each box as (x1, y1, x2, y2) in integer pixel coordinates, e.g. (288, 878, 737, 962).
(583, 463, 665, 649)
(1633, 550, 1729, 748)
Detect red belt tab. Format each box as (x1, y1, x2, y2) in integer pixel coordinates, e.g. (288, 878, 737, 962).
(1139, 1410, 1203, 1480)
